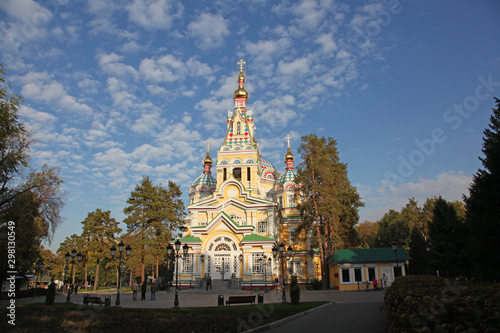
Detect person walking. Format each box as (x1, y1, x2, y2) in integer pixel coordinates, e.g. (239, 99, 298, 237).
(274, 277, 279, 293)
(132, 281, 139, 300)
(206, 276, 212, 291)
(151, 281, 157, 300)
(141, 280, 147, 300)
(372, 277, 378, 290)
(382, 273, 388, 289)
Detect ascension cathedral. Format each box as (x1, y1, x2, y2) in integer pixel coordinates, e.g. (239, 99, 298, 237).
(176, 60, 321, 289)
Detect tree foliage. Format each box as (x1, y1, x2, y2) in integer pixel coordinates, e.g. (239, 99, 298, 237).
(355, 220, 379, 248)
(0, 63, 64, 278)
(428, 197, 468, 278)
(81, 209, 122, 289)
(294, 134, 363, 287)
(408, 226, 427, 275)
(123, 176, 185, 282)
(464, 97, 500, 281)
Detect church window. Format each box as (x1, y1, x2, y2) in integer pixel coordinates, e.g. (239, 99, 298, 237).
(289, 230, 296, 243)
(223, 168, 227, 180)
(233, 167, 241, 180)
(236, 122, 241, 135)
(258, 221, 268, 234)
(214, 243, 231, 251)
(252, 254, 264, 273)
(247, 167, 251, 181)
(183, 254, 193, 273)
(288, 196, 295, 207)
(278, 197, 283, 208)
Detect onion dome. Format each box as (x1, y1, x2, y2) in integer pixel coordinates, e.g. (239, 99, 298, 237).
(191, 152, 216, 193)
(259, 157, 277, 181)
(278, 136, 297, 187)
(233, 71, 249, 99)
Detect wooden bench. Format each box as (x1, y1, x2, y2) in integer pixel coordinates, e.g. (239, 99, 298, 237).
(83, 295, 105, 306)
(226, 295, 256, 306)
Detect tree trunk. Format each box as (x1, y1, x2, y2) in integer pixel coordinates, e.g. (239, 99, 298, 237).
(94, 258, 100, 290)
(84, 262, 88, 290)
(309, 154, 328, 288)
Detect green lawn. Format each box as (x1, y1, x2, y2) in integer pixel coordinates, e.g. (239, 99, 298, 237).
(1, 301, 328, 333)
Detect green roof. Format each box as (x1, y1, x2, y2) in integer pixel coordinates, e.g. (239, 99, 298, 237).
(177, 236, 202, 243)
(241, 234, 276, 242)
(329, 247, 411, 264)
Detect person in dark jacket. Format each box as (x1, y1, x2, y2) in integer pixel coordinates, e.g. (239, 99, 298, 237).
(141, 280, 147, 300)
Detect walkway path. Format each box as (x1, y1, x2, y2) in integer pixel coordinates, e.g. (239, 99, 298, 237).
(2, 288, 389, 332)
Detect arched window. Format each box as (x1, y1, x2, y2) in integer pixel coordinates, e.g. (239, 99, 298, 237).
(236, 122, 241, 135)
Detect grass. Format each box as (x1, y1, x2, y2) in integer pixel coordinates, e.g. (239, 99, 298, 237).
(0, 301, 328, 333)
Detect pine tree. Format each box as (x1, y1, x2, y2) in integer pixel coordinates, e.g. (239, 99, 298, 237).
(408, 226, 427, 275)
(80, 209, 121, 290)
(464, 97, 500, 281)
(123, 177, 185, 282)
(295, 134, 363, 288)
(428, 197, 467, 278)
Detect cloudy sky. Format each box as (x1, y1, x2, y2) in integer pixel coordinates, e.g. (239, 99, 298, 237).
(1, 0, 499, 252)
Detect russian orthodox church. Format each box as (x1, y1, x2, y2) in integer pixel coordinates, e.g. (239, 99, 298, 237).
(177, 60, 320, 289)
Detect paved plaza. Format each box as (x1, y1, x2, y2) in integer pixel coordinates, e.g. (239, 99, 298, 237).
(3, 288, 389, 332)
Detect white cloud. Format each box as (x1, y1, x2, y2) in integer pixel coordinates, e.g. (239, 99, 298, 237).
(19, 105, 57, 123)
(126, 0, 183, 30)
(277, 58, 310, 76)
(187, 13, 229, 50)
(17, 72, 93, 116)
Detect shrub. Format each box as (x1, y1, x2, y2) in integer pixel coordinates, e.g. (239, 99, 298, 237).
(290, 275, 300, 305)
(310, 277, 323, 290)
(385, 275, 500, 332)
(45, 281, 56, 305)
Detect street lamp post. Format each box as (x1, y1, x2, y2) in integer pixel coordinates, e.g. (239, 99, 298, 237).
(167, 239, 189, 308)
(34, 259, 43, 297)
(65, 249, 82, 303)
(273, 243, 293, 303)
(392, 239, 399, 278)
(110, 241, 132, 307)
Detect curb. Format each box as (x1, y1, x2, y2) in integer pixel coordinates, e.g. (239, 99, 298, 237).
(243, 301, 335, 333)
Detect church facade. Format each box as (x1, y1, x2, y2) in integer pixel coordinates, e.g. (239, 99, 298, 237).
(176, 60, 320, 289)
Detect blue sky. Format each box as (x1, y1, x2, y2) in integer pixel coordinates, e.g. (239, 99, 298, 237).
(1, 0, 499, 252)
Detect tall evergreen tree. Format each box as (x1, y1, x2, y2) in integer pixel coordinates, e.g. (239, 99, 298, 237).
(408, 226, 427, 275)
(295, 134, 363, 287)
(428, 197, 467, 278)
(464, 97, 500, 281)
(80, 209, 122, 290)
(123, 176, 185, 282)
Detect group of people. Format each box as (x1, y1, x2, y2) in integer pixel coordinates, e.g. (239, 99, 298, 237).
(367, 273, 389, 291)
(131, 279, 158, 300)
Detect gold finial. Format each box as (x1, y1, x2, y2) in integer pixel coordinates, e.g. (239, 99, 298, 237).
(285, 134, 294, 161)
(203, 139, 212, 165)
(233, 59, 249, 99)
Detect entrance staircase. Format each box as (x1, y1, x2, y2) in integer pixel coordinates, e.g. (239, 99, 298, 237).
(183, 277, 248, 294)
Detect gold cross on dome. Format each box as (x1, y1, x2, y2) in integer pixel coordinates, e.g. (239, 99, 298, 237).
(206, 139, 211, 153)
(285, 134, 292, 148)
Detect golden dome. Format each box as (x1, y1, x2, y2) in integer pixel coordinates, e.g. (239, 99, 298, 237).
(285, 147, 294, 161)
(233, 71, 249, 99)
(203, 152, 212, 165)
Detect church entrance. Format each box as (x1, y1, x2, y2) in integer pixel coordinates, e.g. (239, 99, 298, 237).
(205, 236, 240, 280)
(213, 254, 231, 280)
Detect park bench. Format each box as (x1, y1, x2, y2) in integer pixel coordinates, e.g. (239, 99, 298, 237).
(83, 294, 105, 306)
(225, 295, 256, 306)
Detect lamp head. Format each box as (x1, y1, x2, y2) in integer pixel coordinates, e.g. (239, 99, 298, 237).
(110, 245, 116, 257)
(175, 239, 181, 252)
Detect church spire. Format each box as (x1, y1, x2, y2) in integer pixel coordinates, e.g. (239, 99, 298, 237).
(284, 134, 294, 170)
(203, 139, 213, 172)
(233, 59, 249, 101)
